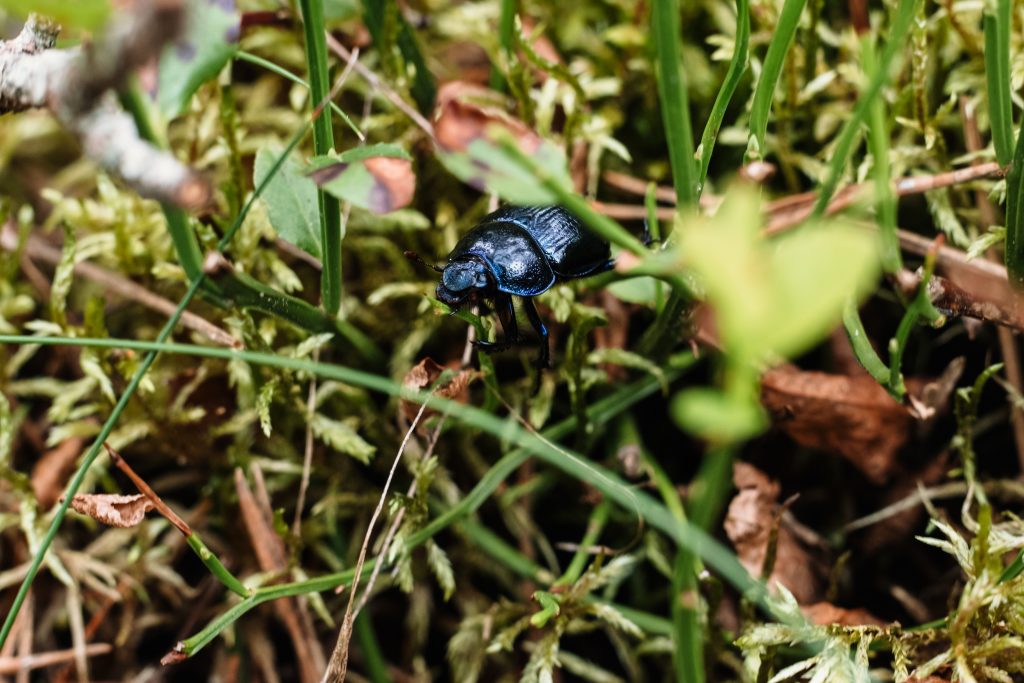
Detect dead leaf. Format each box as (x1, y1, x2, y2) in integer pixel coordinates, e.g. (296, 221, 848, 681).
(363, 157, 416, 213)
(724, 463, 822, 604)
(401, 357, 477, 424)
(308, 154, 416, 215)
(801, 601, 887, 627)
(433, 82, 541, 155)
(761, 365, 914, 484)
(68, 493, 154, 527)
(31, 437, 84, 510)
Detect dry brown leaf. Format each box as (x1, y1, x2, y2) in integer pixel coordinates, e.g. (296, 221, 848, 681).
(401, 357, 477, 424)
(31, 437, 84, 510)
(363, 156, 416, 213)
(434, 81, 541, 156)
(68, 493, 153, 527)
(801, 601, 887, 627)
(724, 463, 822, 604)
(761, 366, 914, 484)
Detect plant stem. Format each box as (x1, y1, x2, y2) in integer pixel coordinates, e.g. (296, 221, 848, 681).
(699, 0, 749, 187)
(651, 0, 698, 205)
(746, 0, 806, 162)
(984, 0, 1013, 167)
(297, 0, 343, 315)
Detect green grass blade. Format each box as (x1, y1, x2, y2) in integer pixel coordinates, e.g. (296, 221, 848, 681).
(491, 0, 517, 90)
(0, 115, 331, 651)
(698, 0, 749, 187)
(235, 50, 362, 140)
(1005, 94, 1024, 286)
(861, 35, 900, 274)
(651, 0, 698, 206)
(984, 0, 1013, 166)
(746, 0, 806, 162)
(297, 0, 344, 315)
(810, 0, 915, 219)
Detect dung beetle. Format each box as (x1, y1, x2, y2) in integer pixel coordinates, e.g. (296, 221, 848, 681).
(407, 205, 613, 368)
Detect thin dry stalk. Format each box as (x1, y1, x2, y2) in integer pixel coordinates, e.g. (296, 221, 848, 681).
(322, 399, 433, 683)
(235, 465, 325, 683)
(0, 643, 111, 675)
(324, 33, 436, 140)
(353, 413, 449, 618)
(105, 445, 191, 535)
(293, 348, 320, 536)
(15, 229, 239, 348)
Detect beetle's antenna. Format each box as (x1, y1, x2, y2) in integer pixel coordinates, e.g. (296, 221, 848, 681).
(404, 250, 444, 273)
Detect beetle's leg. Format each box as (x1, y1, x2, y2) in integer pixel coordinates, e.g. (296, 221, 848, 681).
(474, 293, 517, 353)
(521, 297, 550, 369)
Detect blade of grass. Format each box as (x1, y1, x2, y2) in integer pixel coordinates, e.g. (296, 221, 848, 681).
(698, 0, 749, 188)
(984, 0, 1013, 166)
(746, 0, 806, 162)
(489, 0, 517, 91)
(1005, 105, 1024, 286)
(810, 0, 916, 219)
(651, 0, 698, 206)
(862, 35, 900, 274)
(0, 337, 770, 607)
(235, 50, 363, 140)
(0, 115, 329, 651)
(297, 0, 343, 316)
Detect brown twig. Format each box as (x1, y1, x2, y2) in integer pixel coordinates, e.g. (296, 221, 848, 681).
(104, 444, 191, 535)
(0, 643, 111, 675)
(235, 466, 325, 683)
(0, 9, 210, 208)
(324, 33, 436, 140)
(1, 223, 239, 348)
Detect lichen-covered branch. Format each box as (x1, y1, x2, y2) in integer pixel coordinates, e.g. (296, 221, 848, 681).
(0, 7, 209, 208)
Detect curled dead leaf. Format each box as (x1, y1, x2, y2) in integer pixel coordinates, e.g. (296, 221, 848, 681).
(401, 357, 477, 424)
(761, 365, 914, 484)
(68, 493, 154, 528)
(724, 463, 822, 604)
(801, 601, 886, 627)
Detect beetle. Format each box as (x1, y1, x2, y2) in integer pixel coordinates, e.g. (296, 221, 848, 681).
(407, 205, 613, 368)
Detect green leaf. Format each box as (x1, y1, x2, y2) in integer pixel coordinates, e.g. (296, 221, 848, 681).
(679, 187, 880, 365)
(438, 134, 573, 205)
(311, 414, 376, 463)
(157, 0, 239, 118)
(670, 388, 766, 443)
(0, 0, 109, 30)
(255, 148, 322, 260)
(308, 145, 416, 214)
(588, 348, 668, 394)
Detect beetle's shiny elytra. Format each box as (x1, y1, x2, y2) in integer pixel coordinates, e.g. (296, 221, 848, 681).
(410, 205, 613, 368)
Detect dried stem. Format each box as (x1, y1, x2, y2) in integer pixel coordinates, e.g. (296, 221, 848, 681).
(0, 8, 210, 208)
(321, 399, 432, 682)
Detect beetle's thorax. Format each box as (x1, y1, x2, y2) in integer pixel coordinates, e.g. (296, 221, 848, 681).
(436, 257, 493, 305)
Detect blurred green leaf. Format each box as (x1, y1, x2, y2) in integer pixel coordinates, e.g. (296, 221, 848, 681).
(157, 0, 239, 117)
(438, 134, 573, 205)
(255, 148, 321, 260)
(1, 0, 109, 30)
(680, 187, 880, 365)
(670, 388, 766, 443)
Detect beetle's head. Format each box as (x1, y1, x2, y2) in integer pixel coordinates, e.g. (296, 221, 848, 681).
(436, 259, 490, 306)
